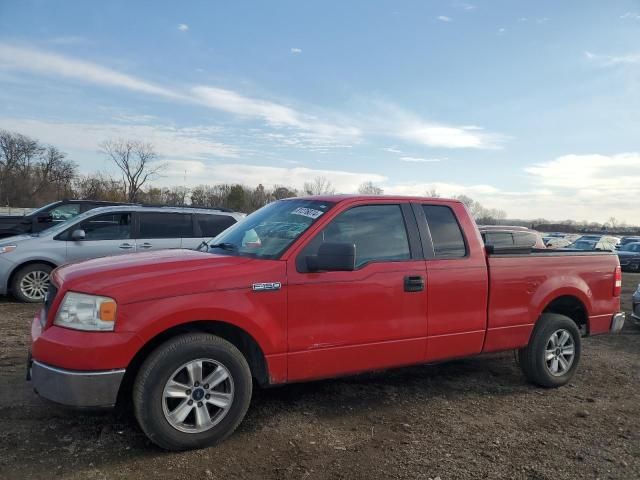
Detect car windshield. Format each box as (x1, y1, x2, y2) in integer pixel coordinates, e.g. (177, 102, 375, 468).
(621, 243, 640, 252)
(205, 199, 334, 259)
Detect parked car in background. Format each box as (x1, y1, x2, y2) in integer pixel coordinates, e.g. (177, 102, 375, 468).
(616, 242, 640, 272)
(0, 205, 242, 302)
(562, 239, 617, 252)
(542, 236, 572, 248)
(632, 284, 640, 325)
(0, 200, 134, 239)
(575, 234, 620, 246)
(616, 236, 640, 250)
(479, 225, 546, 249)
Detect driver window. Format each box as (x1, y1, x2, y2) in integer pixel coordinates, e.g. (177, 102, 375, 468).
(297, 204, 410, 271)
(76, 213, 131, 241)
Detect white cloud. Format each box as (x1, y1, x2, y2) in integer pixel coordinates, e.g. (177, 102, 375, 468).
(178, 24, 189, 31)
(383, 147, 403, 154)
(620, 12, 640, 20)
(0, 43, 503, 151)
(521, 153, 640, 222)
(157, 160, 386, 192)
(191, 86, 362, 144)
(399, 156, 444, 163)
(0, 43, 182, 99)
(585, 50, 640, 66)
(0, 118, 239, 161)
(437, 16, 452, 22)
(400, 124, 502, 149)
(290, 47, 302, 54)
(498, 27, 506, 34)
(363, 101, 505, 149)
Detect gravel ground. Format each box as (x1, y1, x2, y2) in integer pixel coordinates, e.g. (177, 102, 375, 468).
(0, 273, 638, 480)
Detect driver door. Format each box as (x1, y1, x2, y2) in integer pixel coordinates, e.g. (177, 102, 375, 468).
(286, 202, 427, 382)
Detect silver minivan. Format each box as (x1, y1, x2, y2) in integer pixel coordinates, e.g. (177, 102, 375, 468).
(0, 205, 243, 302)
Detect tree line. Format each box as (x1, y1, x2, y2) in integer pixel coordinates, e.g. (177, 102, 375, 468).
(8, 129, 631, 230)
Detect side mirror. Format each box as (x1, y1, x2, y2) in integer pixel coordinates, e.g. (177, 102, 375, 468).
(37, 215, 52, 223)
(306, 242, 356, 272)
(71, 229, 86, 241)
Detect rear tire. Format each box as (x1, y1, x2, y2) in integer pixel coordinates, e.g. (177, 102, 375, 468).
(518, 313, 581, 388)
(133, 333, 252, 451)
(11, 263, 52, 303)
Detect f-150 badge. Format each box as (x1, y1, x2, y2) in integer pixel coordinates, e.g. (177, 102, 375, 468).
(252, 282, 282, 291)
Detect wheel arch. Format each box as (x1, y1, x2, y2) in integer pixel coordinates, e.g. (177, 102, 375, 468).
(7, 259, 58, 293)
(117, 320, 270, 408)
(540, 295, 589, 334)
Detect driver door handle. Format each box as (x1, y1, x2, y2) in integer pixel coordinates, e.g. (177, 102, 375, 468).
(119, 243, 134, 250)
(404, 275, 425, 292)
(139, 243, 153, 249)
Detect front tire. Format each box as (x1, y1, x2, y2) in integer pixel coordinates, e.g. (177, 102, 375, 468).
(518, 313, 581, 388)
(133, 333, 252, 451)
(11, 263, 52, 303)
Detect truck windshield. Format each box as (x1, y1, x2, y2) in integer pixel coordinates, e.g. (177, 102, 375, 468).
(206, 199, 334, 259)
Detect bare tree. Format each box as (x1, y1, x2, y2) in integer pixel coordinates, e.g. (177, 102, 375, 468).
(426, 188, 440, 198)
(454, 194, 507, 224)
(358, 181, 384, 195)
(100, 139, 164, 202)
(0, 130, 76, 206)
(303, 176, 335, 196)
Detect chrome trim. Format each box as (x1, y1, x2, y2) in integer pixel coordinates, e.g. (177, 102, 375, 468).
(32, 360, 125, 376)
(610, 312, 625, 334)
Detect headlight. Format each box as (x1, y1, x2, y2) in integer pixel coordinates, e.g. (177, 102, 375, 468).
(54, 292, 117, 331)
(0, 244, 16, 254)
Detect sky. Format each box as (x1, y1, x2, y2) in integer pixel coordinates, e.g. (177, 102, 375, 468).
(0, 0, 638, 223)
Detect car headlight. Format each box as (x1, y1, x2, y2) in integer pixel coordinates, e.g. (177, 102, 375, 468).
(54, 292, 117, 331)
(0, 244, 16, 254)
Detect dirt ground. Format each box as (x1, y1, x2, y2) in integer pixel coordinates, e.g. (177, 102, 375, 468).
(0, 274, 638, 480)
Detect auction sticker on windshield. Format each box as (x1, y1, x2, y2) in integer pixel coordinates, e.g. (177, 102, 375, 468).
(291, 207, 324, 219)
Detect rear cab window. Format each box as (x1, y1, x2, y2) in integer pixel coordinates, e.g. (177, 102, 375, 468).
(422, 205, 467, 258)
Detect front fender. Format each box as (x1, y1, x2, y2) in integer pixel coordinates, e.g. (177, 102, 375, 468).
(119, 287, 287, 356)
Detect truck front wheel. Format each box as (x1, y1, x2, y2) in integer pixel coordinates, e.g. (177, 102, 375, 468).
(518, 313, 581, 388)
(133, 333, 252, 451)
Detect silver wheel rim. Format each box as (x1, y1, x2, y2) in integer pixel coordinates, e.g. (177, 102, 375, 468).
(19, 270, 50, 301)
(545, 329, 575, 376)
(162, 358, 234, 434)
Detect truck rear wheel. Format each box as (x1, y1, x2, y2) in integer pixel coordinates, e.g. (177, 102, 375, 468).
(133, 333, 252, 451)
(518, 313, 581, 388)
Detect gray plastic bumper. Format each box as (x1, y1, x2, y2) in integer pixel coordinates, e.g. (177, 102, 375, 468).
(30, 360, 125, 408)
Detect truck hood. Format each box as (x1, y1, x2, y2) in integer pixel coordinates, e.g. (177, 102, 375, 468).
(53, 249, 276, 304)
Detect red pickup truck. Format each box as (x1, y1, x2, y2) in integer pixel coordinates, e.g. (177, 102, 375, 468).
(28, 195, 625, 450)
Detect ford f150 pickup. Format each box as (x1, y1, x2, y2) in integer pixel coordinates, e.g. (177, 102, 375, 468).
(27, 195, 625, 450)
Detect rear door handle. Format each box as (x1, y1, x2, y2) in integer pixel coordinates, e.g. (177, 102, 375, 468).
(119, 243, 134, 250)
(139, 243, 152, 249)
(404, 275, 425, 292)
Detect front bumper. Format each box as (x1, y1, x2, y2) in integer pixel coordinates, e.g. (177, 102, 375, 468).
(610, 312, 625, 334)
(29, 359, 125, 408)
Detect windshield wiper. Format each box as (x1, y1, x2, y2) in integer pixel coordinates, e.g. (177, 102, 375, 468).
(209, 242, 238, 251)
